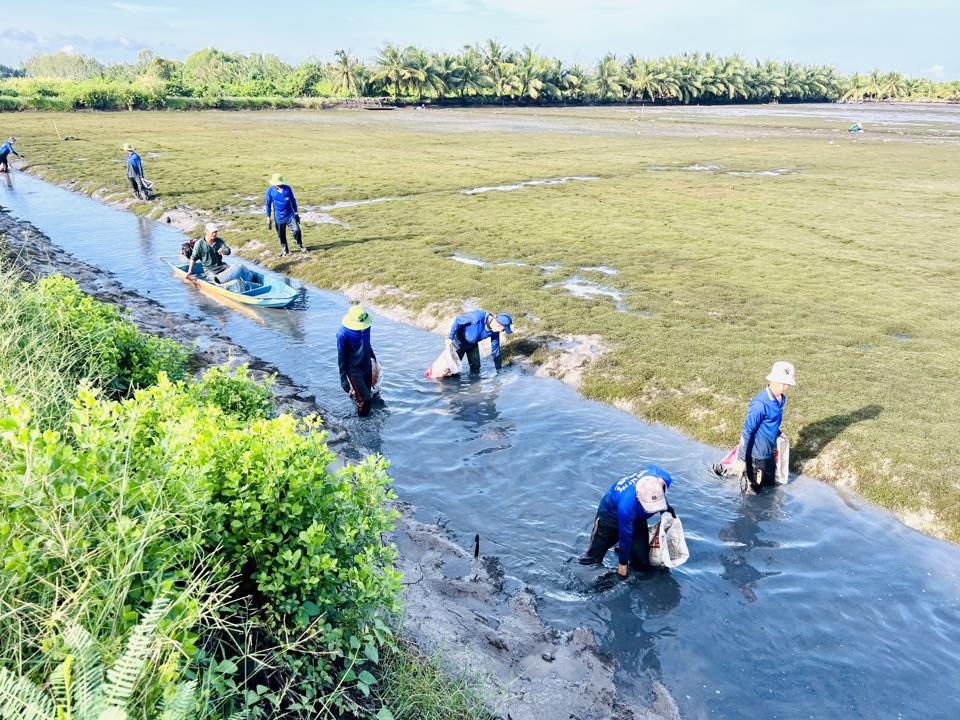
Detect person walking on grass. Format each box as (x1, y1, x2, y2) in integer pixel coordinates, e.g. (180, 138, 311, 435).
(579, 466, 673, 577)
(729, 361, 796, 492)
(265, 173, 305, 256)
(338, 304, 379, 417)
(0, 136, 22, 173)
(446, 310, 513, 374)
(123, 144, 151, 200)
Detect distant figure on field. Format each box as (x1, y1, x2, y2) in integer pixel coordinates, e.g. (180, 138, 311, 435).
(338, 304, 379, 417)
(729, 361, 796, 492)
(579, 466, 673, 577)
(848, 123, 863, 133)
(0, 136, 21, 173)
(265, 173, 304, 256)
(446, 310, 513, 374)
(123, 144, 151, 199)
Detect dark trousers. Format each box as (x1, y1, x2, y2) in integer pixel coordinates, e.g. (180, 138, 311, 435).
(0, 154, 9, 173)
(579, 510, 650, 569)
(451, 338, 482, 373)
(128, 175, 150, 199)
(276, 219, 302, 253)
(747, 455, 777, 489)
(346, 369, 374, 417)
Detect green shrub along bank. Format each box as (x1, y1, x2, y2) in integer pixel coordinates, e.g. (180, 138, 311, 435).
(0, 270, 491, 720)
(1, 44, 957, 112)
(0, 272, 189, 426)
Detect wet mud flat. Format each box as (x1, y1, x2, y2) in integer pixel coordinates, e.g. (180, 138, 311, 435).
(0, 208, 671, 720)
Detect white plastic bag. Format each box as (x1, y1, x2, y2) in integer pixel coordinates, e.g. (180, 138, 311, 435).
(648, 512, 690, 569)
(424, 345, 462, 378)
(775, 434, 790, 484)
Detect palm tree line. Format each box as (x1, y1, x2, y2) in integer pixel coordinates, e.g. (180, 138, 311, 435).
(336, 42, 956, 104)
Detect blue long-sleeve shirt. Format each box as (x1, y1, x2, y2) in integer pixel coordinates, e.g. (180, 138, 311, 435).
(0, 142, 20, 159)
(337, 326, 376, 382)
(265, 185, 298, 224)
(448, 310, 502, 369)
(598, 466, 673, 566)
(738, 387, 786, 461)
(126, 152, 143, 178)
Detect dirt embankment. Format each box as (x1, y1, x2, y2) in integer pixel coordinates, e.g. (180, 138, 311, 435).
(0, 209, 674, 720)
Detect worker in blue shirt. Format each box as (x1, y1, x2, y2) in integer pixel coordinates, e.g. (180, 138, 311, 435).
(0, 136, 22, 173)
(265, 173, 305, 256)
(446, 310, 513, 373)
(122, 143, 151, 200)
(338, 304, 379, 416)
(730, 361, 796, 491)
(579, 466, 673, 577)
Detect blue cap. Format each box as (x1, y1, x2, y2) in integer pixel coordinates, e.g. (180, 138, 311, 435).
(495, 313, 513, 334)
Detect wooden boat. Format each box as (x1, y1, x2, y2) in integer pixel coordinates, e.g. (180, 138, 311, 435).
(162, 257, 298, 309)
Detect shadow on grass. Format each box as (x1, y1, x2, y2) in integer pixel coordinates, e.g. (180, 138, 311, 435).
(793, 404, 883, 462)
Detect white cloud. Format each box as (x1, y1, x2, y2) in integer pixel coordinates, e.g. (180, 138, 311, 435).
(921, 63, 945, 79)
(111, 3, 175, 13)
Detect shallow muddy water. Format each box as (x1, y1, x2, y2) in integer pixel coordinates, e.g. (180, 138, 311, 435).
(3, 172, 959, 719)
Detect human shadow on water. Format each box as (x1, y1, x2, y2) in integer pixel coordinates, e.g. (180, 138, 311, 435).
(593, 571, 684, 690)
(793, 404, 883, 463)
(719, 489, 785, 603)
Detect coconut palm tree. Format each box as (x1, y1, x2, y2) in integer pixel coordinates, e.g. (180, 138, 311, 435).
(595, 54, 625, 101)
(372, 43, 410, 99)
(331, 50, 363, 96)
(451, 46, 487, 99)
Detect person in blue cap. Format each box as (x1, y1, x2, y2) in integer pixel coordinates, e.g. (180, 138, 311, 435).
(445, 310, 513, 373)
(579, 466, 673, 577)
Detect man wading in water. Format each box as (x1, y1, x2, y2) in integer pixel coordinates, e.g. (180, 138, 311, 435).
(0, 137, 22, 173)
(579, 466, 673, 577)
(730, 361, 796, 492)
(265, 173, 305, 256)
(338, 304, 379, 417)
(446, 310, 513, 374)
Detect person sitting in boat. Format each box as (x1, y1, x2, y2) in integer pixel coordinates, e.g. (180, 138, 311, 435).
(185, 223, 251, 286)
(578, 466, 673, 577)
(338, 304, 379, 417)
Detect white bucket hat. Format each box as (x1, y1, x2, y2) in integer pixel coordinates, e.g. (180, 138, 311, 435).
(767, 361, 797, 386)
(636, 474, 667, 513)
(204, 222, 219, 233)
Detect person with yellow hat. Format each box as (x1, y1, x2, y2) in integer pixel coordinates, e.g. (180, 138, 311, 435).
(123, 143, 151, 200)
(730, 361, 797, 491)
(337, 304, 379, 416)
(264, 173, 304, 256)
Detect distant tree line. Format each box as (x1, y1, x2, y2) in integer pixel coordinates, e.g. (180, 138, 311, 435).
(1, 43, 957, 111)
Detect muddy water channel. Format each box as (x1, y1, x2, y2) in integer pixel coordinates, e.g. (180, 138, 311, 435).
(3, 173, 960, 719)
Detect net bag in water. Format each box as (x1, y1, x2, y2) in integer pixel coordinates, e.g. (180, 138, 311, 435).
(714, 435, 790, 485)
(424, 345, 462, 378)
(371, 358, 382, 396)
(648, 512, 690, 569)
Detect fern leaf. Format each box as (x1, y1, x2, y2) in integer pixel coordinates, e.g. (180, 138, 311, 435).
(52, 622, 104, 720)
(101, 597, 170, 710)
(157, 681, 195, 720)
(0, 666, 56, 720)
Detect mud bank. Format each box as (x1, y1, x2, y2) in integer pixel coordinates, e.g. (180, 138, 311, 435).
(0, 208, 664, 720)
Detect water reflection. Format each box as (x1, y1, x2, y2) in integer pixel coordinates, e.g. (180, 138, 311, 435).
(719, 490, 785, 603)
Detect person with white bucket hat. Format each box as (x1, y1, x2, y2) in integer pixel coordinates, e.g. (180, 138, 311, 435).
(731, 361, 796, 491)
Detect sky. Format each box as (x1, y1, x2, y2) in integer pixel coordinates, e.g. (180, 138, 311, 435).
(2, 0, 956, 80)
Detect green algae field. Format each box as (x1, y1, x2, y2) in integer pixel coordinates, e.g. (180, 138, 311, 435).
(7, 103, 960, 540)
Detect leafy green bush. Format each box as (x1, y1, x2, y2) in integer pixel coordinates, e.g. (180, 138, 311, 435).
(0, 272, 190, 425)
(190, 364, 274, 420)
